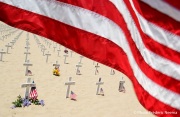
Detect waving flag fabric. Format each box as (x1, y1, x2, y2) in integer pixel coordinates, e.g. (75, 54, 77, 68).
(0, 0, 179, 116)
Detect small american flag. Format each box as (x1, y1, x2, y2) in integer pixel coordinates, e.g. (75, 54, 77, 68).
(27, 70, 32, 76)
(29, 81, 38, 100)
(70, 91, 77, 100)
(64, 49, 68, 54)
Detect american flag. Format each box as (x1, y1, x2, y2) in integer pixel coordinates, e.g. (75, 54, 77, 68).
(29, 81, 38, 100)
(70, 91, 77, 100)
(0, 0, 179, 116)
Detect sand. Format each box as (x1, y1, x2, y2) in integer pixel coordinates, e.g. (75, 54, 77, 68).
(0, 22, 154, 117)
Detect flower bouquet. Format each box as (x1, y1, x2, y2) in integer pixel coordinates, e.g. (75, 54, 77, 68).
(11, 95, 45, 109)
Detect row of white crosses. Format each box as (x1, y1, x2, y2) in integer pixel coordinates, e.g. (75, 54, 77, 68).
(34, 35, 52, 63)
(22, 33, 36, 99)
(64, 77, 105, 98)
(0, 31, 23, 61)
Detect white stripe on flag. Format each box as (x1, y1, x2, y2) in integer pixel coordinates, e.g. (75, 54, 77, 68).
(141, 0, 180, 22)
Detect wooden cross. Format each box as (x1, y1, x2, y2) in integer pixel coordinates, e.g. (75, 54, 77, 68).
(79, 56, 83, 64)
(53, 61, 60, 67)
(110, 69, 115, 75)
(5, 43, 12, 54)
(21, 78, 36, 99)
(96, 78, 104, 95)
(76, 64, 82, 75)
(64, 55, 68, 64)
(65, 77, 75, 98)
(0, 49, 6, 61)
(24, 51, 31, 62)
(45, 51, 51, 63)
(95, 63, 100, 75)
(23, 60, 33, 76)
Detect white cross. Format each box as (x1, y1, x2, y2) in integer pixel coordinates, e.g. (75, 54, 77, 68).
(76, 64, 82, 75)
(53, 61, 60, 67)
(41, 45, 45, 52)
(110, 69, 115, 75)
(79, 56, 83, 64)
(70, 51, 73, 57)
(26, 41, 30, 46)
(0, 49, 6, 61)
(25, 46, 30, 52)
(49, 43, 51, 48)
(23, 60, 33, 76)
(64, 55, 68, 64)
(53, 46, 56, 52)
(42, 48, 46, 56)
(21, 78, 36, 99)
(37, 42, 41, 48)
(119, 77, 125, 92)
(57, 49, 61, 57)
(95, 63, 100, 75)
(24, 51, 31, 62)
(65, 77, 75, 98)
(5, 43, 12, 54)
(96, 78, 104, 95)
(45, 51, 51, 63)
(10, 41, 14, 48)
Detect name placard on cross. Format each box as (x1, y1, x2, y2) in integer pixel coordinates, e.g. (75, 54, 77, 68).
(0, 49, 6, 61)
(96, 78, 104, 95)
(65, 77, 75, 98)
(21, 78, 36, 99)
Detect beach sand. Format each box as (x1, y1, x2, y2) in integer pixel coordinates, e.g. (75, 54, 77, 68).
(0, 22, 154, 117)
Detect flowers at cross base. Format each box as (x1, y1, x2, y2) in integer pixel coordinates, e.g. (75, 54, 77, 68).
(11, 95, 45, 109)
